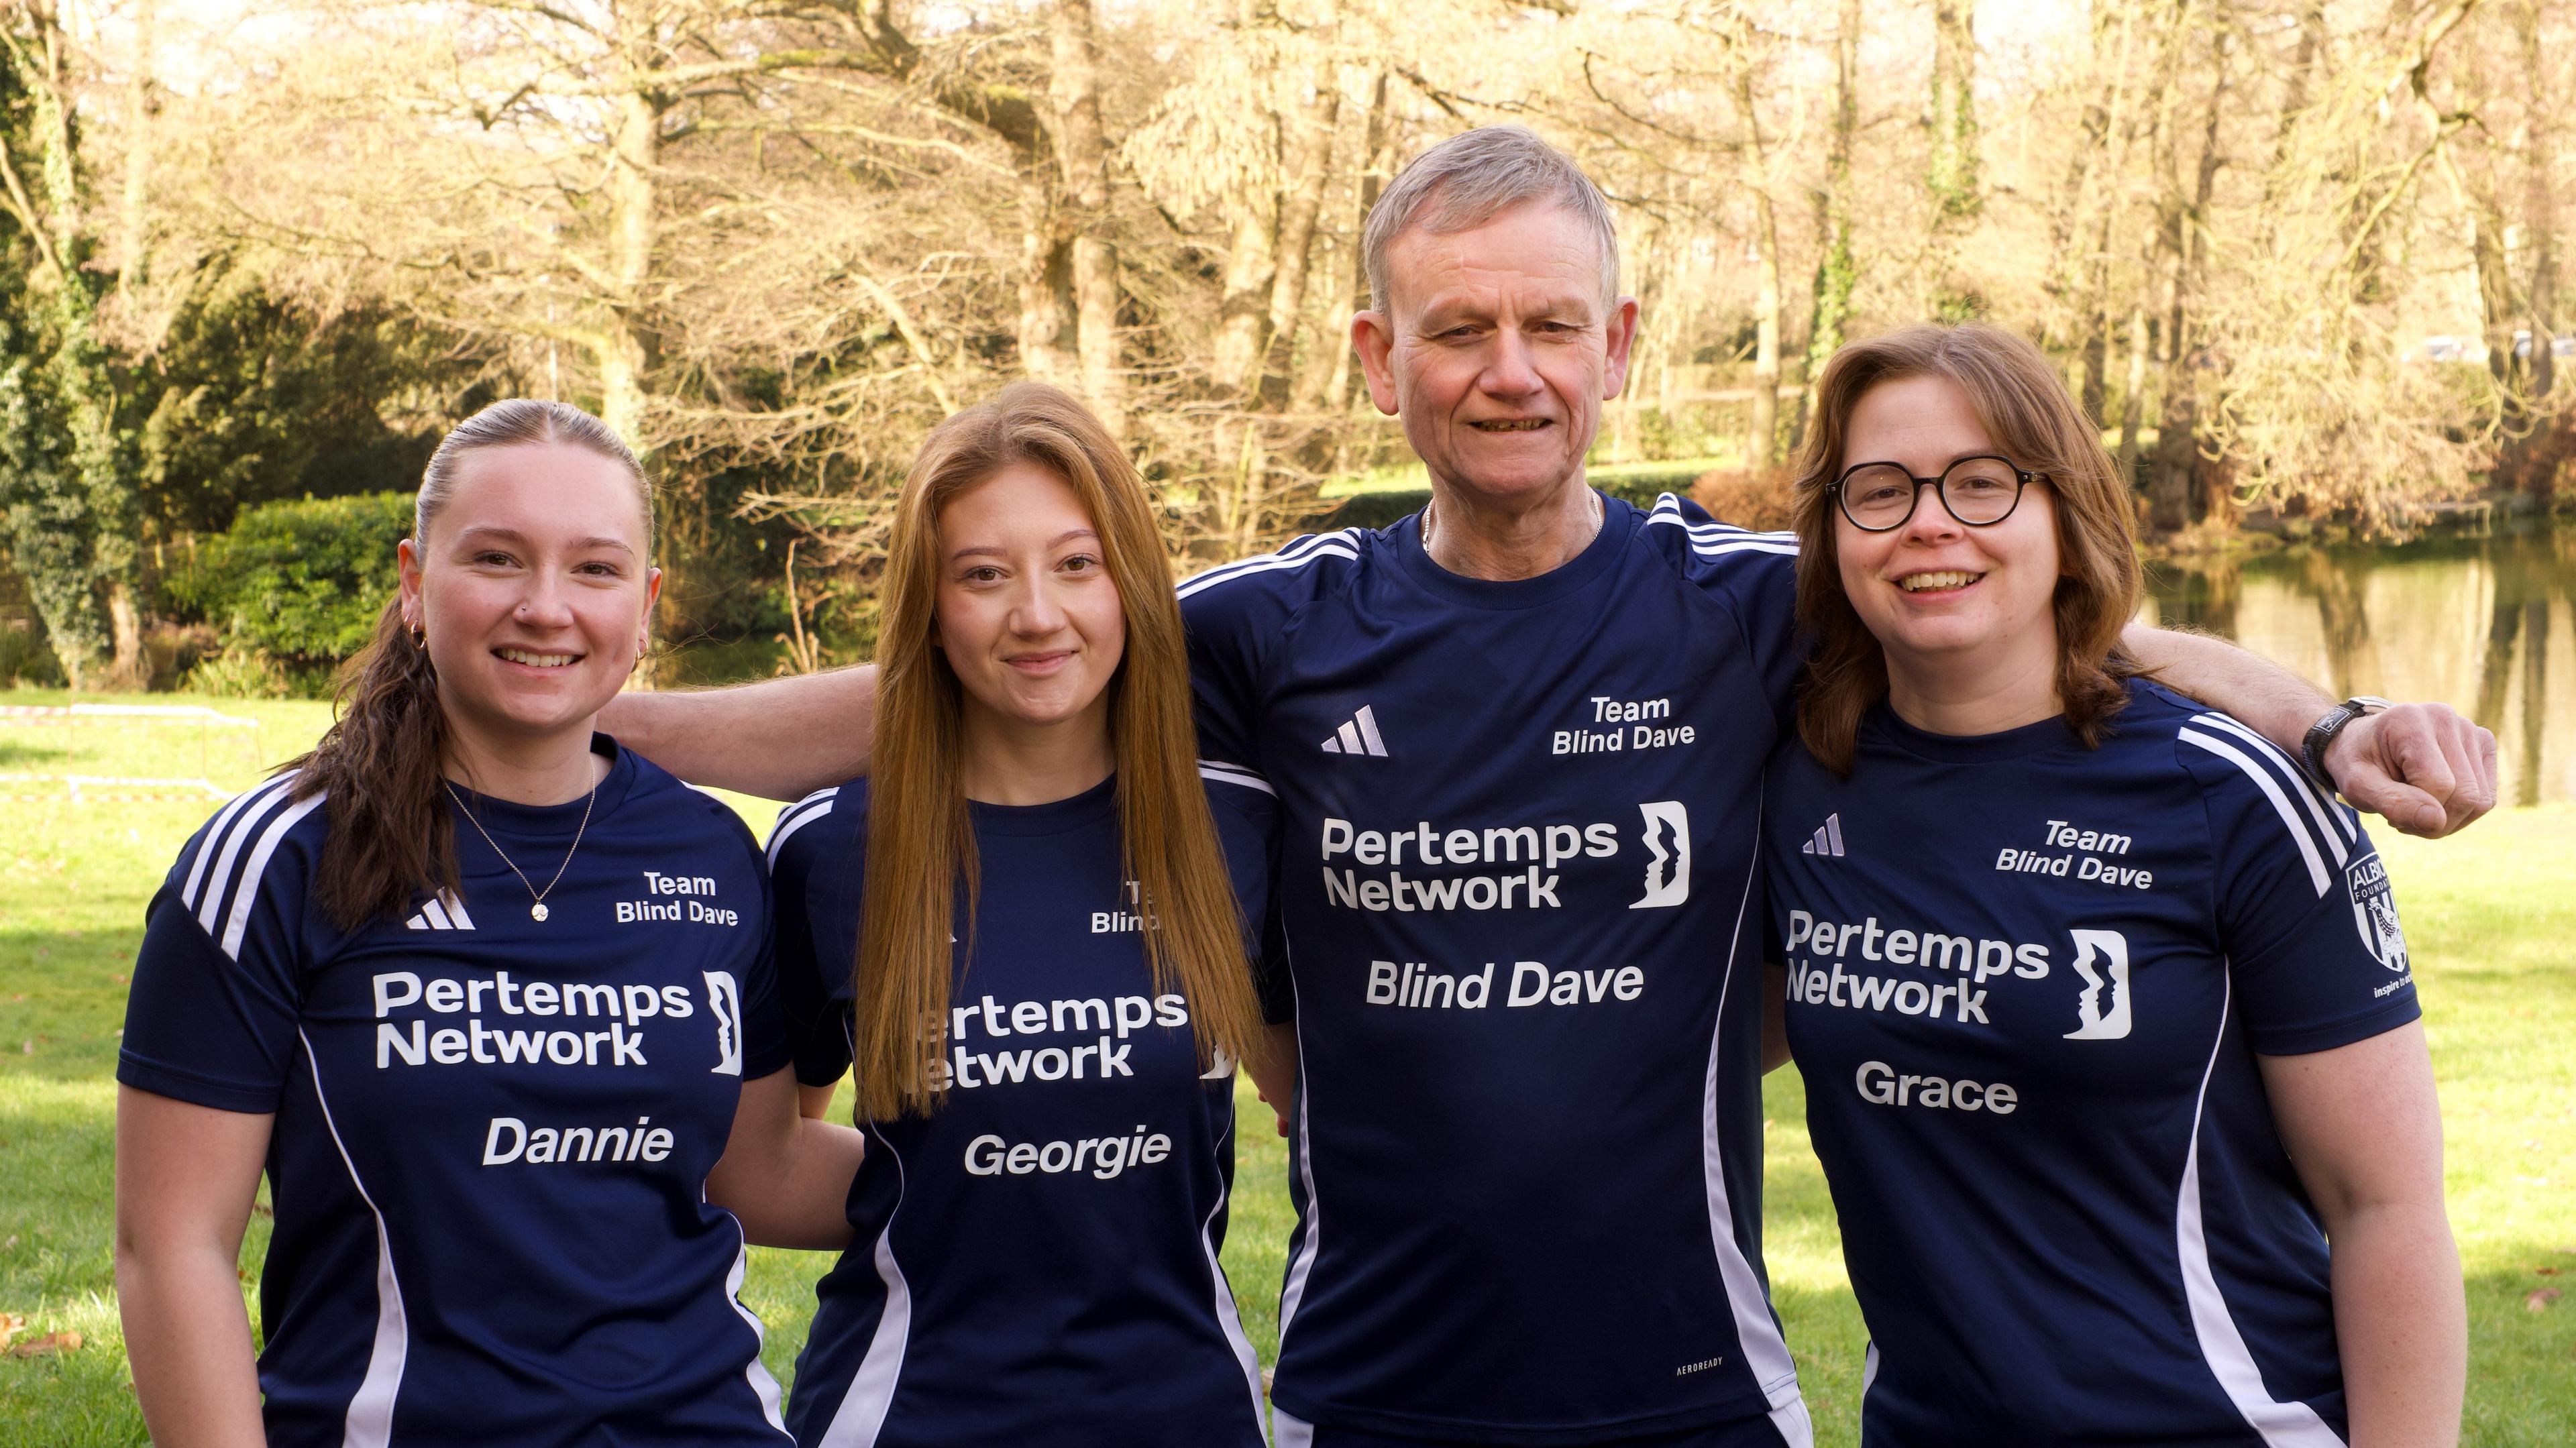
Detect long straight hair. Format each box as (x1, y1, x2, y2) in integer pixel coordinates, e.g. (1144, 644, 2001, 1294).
(853, 382, 1262, 1121)
(1788, 323, 2144, 774)
(287, 400, 649, 929)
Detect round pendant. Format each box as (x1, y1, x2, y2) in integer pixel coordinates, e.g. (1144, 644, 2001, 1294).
(531, 901, 549, 922)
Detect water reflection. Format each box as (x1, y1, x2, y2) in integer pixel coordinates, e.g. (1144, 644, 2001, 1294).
(2140, 518, 2575, 806)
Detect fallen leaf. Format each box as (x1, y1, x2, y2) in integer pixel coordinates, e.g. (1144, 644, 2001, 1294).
(2528, 1288, 2563, 1312)
(0, 1312, 23, 1347)
(5, 1330, 80, 1357)
(2540, 1267, 2562, 1276)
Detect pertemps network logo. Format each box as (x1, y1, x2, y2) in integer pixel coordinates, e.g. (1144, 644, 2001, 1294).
(2063, 929, 2132, 1041)
(1630, 802, 1690, 909)
(704, 970, 743, 1075)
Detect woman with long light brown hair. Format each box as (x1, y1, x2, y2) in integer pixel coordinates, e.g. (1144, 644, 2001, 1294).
(766, 381, 1277, 1448)
(1760, 323, 2463, 1446)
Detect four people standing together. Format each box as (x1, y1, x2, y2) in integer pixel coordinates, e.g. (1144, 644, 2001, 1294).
(117, 126, 2494, 1447)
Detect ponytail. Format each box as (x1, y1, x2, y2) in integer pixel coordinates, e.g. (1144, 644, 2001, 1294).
(290, 600, 460, 930)
(281, 398, 649, 930)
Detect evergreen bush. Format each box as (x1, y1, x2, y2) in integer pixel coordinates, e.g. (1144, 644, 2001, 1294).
(167, 492, 413, 685)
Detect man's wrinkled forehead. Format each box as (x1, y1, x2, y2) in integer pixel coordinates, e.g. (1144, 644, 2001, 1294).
(1382, 199, 1621, 321)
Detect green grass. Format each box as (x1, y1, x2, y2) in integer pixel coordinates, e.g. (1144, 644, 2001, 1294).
(1, 688, 2568, 1441)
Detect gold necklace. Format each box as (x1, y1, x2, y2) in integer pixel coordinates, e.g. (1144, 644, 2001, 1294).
(445, 775, 598, 923)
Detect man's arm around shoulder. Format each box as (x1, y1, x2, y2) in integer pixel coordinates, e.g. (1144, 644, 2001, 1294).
(2121, 624, 2498, 838)
(602, 665, 879, 801)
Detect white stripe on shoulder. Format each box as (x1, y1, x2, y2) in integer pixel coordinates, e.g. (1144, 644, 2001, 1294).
(2190, 712, 2358, 849)
(766, 787, 842, 864)
(1176, 530, 1364, 600)
(221, 790, 327, 960)
(195, 779, 315, 940)
(183, 773, 297, 910)
(1196, 760, 1275, 797)
(2178, 728, 2332, 895)
(1643, 504, 1799, 557)
(2176, 978, 2350, 1448)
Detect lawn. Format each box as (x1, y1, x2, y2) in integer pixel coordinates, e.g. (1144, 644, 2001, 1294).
(1, 688, 2568, 1443)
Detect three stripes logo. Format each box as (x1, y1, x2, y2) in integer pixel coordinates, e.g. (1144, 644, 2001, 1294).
(405, 891, 476, 931)
(1320, 704, 1389, 757)
(1801, 813, 1847, 858)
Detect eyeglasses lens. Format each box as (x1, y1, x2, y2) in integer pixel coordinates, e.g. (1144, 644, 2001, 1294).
(1840, 465, 1919, 530)
(1941, 457, 2022, 524)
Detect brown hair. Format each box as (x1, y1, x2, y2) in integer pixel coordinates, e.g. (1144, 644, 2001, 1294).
(854, 382, 1262, 1121)
(1789, 323, 2144, 774)
(288, 400, 650, 929)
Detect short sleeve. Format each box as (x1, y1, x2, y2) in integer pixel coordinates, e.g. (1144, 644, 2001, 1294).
(1660, 494, 1803, 730)
(117, 789, 325, 1114)
(1714, 555, 1802, 731)
(767, 787, 859, 1088)
(1180, 569, 1280, 789)
(2182, 724, 2421, 1056)
(1205, 779, 1293, 1025)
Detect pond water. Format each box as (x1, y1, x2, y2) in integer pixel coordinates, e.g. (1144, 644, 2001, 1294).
(2139, 518, 2575, 806)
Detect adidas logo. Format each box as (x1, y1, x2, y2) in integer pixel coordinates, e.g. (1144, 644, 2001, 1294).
(1801, 814, 1847, 858)
(405, 892, 478, 930)
(1320, 704, 1389, 757)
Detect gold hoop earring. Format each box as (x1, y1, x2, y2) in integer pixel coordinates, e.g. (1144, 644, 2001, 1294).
(410, 620, 427, 649)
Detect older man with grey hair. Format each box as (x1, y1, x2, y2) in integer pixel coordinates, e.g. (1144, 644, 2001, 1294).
(607, 125, 2494, 1448)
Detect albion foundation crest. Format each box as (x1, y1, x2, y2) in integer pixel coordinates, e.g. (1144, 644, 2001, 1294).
(2346, 854, 2409, 973)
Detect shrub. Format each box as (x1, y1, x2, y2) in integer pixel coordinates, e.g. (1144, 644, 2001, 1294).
(168, 492, 413, 672)
(183, 645, 292, 700)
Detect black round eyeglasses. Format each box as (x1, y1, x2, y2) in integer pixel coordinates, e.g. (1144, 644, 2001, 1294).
(1831, 455, 2042, 532)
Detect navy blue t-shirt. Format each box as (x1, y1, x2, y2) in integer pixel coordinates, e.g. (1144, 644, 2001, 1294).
(117, 738, 793, 1447)
(767, 774, 1278, 1448)
(1181, 494, 1813, 1444)
(1765, 681, 2422, 1447)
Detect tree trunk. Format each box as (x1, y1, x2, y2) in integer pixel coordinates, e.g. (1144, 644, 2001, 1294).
(2116, 303, 2150, 482)
(600, 88, 659, 452)
(1800, 0, 1860, 439)
(1261, 67, 1341, 406)
(1323, 70, 1391, 419)
(119, 0, 154, 292)
(1925, 0, 1980, 316)
(1929, 1, 1979, 214)
(1049, 0, 1124, 437)
(1214, 193, 1277, 394)
(1748, 188, 1782, 469)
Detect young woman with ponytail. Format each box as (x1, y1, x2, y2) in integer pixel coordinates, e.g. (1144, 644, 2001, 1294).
(763, 382, 1280, 1447)
(114, 399, 863, 1448)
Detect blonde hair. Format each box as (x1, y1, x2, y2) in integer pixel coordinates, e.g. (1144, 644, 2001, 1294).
(1789, 323, 2144, 774)
(853, 382, 1263, 1119)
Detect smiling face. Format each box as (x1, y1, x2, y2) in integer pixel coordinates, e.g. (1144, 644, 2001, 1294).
(933, 461, 1126, 743)
(1354, 200, 1638, 511)
(1834, 373, 2063, 689)
(399, 441, 659, 748)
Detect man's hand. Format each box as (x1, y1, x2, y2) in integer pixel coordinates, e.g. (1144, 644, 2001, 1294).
(2324, 704, 2499, 838)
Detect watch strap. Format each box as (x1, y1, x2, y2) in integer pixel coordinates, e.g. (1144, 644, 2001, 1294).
(2301, 695, 2392, 789)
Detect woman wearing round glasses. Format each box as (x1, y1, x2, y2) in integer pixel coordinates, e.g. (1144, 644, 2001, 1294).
(1762, 325, 2463, 1445)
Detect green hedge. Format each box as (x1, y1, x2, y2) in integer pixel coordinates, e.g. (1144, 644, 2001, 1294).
(168, 492, 414, 667)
